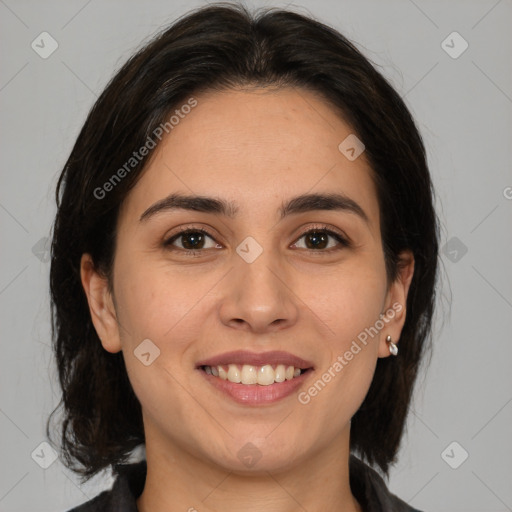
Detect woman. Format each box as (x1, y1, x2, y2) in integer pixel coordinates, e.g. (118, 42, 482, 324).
(48, 3, 439, 511)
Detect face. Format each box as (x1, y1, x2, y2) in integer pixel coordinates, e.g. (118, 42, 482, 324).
(82, 87, 413, 474)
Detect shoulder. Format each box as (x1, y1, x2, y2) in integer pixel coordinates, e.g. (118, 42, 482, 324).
(66, 460, 147, 512)
(66, 489, 112, 512)
(349, 455, 423, 512)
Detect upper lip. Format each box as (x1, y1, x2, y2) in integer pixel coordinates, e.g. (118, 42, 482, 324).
(196, 350, 314, 369)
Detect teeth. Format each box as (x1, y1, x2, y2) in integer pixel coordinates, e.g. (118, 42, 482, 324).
(275, 364, 286, 382)
(218, 366, 228, 380)
(241, 364, 258, 385)
(257, 365, 274, 386)
(227, 364, 241, 383)
(204, 363, 305, 385)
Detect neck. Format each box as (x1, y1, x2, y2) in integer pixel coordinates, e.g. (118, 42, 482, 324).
(136, 423, 361, 512)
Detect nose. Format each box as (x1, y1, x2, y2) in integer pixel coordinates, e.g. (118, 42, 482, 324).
(218, 247, 299, 334)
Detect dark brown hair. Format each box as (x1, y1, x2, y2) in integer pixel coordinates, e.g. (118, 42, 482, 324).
(47, 1, 439, 481)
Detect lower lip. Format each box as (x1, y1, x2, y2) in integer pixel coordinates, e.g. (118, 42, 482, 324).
(199, 369, 312, 405)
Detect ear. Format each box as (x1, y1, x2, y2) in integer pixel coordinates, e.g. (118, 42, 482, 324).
(378, 250, 415, 358)
(80, 253, 122, 353)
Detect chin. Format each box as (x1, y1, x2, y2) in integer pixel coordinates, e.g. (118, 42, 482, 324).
(203, 432, 308, 475)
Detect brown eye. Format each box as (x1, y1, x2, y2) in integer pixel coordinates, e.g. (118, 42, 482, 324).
(304, 231, 329, 249)
(292, 228, 350, 251)
(164, 229, 219, 252)
(178, 231, 206, 250)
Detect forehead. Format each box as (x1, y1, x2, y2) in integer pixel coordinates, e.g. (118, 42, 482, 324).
(119, 87, 380, 228)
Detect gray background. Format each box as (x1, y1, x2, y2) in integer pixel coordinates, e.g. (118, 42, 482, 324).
(1, 0, 511, 511)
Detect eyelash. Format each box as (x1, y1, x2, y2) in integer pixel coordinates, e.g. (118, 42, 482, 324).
(163, 224, 351, 257)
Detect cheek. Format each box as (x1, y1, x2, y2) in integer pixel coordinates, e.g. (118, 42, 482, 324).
(305, 264, 388, 345)
(296, 265, 385, 414)
(113, 260, 214, 432)
(113, 257, 215, 345)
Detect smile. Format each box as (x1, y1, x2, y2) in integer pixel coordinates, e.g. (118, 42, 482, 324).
(196, 350, 315, 405)
(201, 364, 306, 385)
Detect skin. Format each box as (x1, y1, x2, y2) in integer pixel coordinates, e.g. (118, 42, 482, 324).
(81, 86, 414, 512)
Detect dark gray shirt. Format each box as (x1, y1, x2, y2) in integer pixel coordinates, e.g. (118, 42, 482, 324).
(67, 456, 422, 511)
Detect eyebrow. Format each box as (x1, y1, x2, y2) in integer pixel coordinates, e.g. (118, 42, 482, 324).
(139, 192, 369, 224)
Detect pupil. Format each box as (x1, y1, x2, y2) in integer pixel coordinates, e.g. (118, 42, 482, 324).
(180, 231, 328, 250)
(306, 231, 327, 249)
(183, 232, 204, 249)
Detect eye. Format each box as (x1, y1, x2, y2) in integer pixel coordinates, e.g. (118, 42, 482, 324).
(163, 224, 350, 257)
(291, 226, 350, 252)
(164, 228, 220, 254)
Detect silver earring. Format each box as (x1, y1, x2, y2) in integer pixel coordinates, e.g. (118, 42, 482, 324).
(386, 335, 398, 356)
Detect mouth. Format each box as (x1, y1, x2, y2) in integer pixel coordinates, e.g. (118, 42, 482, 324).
(199, 363, 312, 385)
(196, 350, 315, 405)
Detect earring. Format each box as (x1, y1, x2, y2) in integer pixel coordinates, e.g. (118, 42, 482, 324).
(386, 335, 398, 356)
